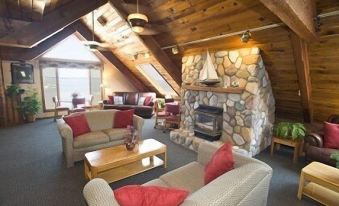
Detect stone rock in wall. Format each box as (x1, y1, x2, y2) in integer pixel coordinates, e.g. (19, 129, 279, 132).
(241, 91, 251, 100)
(235, 102, 245, 111)
(238, 79, 247, 88)
(182, 73, 186, 82)
(194, 55, 201, 63)
(234, 126, 240, 133)
(242, 55, 260, 65)
(241, 127, 253, 142)
(188, 95, 196, 103)
(210, 54, 216, 64)
(186, 56, 194, 65)
(244, 115, 252, 127)
(229, 94, 241, 101)
(251, 48, 259, 55)
(262, 77, 268, 87)
(215, 50, 228, 57)
(193, 102, 199, 109)
(235, 57, 243, 69)
(182, 56, 188, 63)
(216, 57, 223, 64)
(233, 134, 245, 146)
(239, 48, 251, 56)
(245, 82, 259, 94)
(207, 91, 213, 98)
(203, 97, 209, 105)
(223, 103, 227, 112)
(225, 65, 237, 76)
(226, 99, 234, 107)
(221, 133, 233, 143)
(223, 75, 231, 87)
(209, 95, 218, 106)
(247, 64, 258, 76)
(235, 116, 244, 126)
(196, 61, 203, 70)
(236, 70, 250, 79)
(217, 65, 225, 76)
(229, 50, 239, 63)
(223, 57, 232, 68)
(223, 121, 233, 135)
(199, 91, 206, 99)
(228, 107, 236, 117)
(248, 77, 258, 82)
(230, 118, 236, 127)
(245, 96, 255, 110)
(223, 112, 230, 122)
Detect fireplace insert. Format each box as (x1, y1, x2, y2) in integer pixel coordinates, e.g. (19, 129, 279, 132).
(194, 105, 223, 141)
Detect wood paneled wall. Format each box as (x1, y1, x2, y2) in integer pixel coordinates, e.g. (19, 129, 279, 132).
(309, 15, 339, 121)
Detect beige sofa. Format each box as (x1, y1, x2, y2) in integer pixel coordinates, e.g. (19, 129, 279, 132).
(83, 142, 273, 206)
(57, 110, 144, 168)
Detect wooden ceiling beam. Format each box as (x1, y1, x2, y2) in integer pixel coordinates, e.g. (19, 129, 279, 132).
(259, 0, 319, 42)
(0, 26, 74, 61)
(72, 21, 150, 92)
(290, 31, 313, 122)
(0, 0, 107, 48)
(109, 0, 182, 86)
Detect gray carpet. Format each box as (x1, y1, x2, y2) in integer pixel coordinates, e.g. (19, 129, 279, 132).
(0, 118, 320, 206)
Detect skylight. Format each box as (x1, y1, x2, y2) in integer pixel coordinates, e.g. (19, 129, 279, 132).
(42, 34, 100, 62)
(137, 64, 177, 96)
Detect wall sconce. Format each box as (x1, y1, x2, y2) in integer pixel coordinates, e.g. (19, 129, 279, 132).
(171, 46, 179, 54)
(240, 30, 251, 43)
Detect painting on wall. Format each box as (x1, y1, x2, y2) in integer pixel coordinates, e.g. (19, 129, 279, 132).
(11, 62, 34, 84)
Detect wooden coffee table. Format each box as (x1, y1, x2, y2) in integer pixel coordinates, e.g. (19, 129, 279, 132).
(84, 139, 167, 183)
(297, 162, 339, 205)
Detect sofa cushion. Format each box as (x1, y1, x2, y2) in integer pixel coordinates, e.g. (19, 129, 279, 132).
(107, 95, 114, 104)
(103, 128, 130, 141)
(63, 113, 90, 137)
(125, 92, 139, 105)
(114, 185, 188, 206)
(73, 131, 109, 149)
(324, 121, 339, 149)
(204, 142, 234, 184)
(114, 109, 134, 128)
(144, 96, 153, 106)
(143, 179, 170, 187)
(85, 110, 115, 131)
(160, 162, 204, 193)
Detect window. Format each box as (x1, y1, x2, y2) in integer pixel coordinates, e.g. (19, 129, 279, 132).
(40, 34, 102, 110)
(137, 64, 177, 96)
(42, 67, 102, 110)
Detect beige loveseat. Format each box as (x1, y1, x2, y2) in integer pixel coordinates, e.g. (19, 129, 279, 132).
(57, 110, 144, 168)
(83, 142, 273, 206)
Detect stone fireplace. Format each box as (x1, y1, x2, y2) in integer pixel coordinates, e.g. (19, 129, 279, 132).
(170, 48, 275, 156)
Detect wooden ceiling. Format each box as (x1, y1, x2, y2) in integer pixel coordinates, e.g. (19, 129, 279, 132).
(0, 0, 73, 21)
(81, 3, 181, 96)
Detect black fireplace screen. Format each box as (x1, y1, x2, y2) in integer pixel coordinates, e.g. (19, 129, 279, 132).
(194, 105, 223, 141)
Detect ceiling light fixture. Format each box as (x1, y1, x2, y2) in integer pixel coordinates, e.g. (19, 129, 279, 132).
(171, 46, 179, 54)
(127, 0, 148, 33)
(240, 30, 252, 43)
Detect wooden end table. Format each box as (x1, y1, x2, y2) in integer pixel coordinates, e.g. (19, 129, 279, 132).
(297, 162, 339, 205)
(270, 136, 303, 163)
(84, 139, 167, 183)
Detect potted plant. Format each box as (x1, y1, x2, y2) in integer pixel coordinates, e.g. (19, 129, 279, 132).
(273, 122, 306, 141)
(330, 152, 339, 168)
(18, 92, 41, 123)
(5, 84, 25, 97)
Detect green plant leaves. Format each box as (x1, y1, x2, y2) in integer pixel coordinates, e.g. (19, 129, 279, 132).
(330, 152, 339, 168)
(273, 122, 306, 140)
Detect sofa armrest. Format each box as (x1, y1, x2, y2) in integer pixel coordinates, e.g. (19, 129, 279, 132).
(56, 119, 75, 167)
(83, 178, 119, 206)
(57, 119, 73, 140)
(305, 132, 324, 148)
(197, 142, 220, 166)
(133, 115, 144, 138)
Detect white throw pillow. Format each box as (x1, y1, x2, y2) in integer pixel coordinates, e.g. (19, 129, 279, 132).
(114, 96, 124, 105)
(138, 97, 146, 106)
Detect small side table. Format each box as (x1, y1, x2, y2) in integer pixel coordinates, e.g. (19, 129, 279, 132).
(297, 162, 339, 205)
(270, 136, 303, 163)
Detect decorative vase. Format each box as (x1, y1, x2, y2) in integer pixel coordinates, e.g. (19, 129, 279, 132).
(124, 125, 139, 151)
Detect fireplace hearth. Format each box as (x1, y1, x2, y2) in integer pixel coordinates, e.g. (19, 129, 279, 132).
(194, 105, 223, 141)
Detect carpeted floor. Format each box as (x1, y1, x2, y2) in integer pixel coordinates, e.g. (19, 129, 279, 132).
(0, 118, 320, 206)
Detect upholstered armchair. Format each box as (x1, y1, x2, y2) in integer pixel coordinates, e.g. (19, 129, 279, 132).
(304, 115, 339, 166)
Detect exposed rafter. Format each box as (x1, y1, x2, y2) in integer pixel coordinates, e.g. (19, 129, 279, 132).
(109, 0, 182, 86)
(0, 27, 74, 61)
(259, 0, 318, 42)
(72, 21, 150, 92)
(0, 0, 107, 48)
(290, 31, 313, 122)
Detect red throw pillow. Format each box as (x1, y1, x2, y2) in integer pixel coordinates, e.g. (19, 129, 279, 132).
(107, 95, 114, 104)
(144, 96, 153, 106)
(63, 113, 90, 138)
(114, 185, 189, 206)
(324, 121, 339, 149)
(204, 142, 234, 184)
(114, 109, 134, 128)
